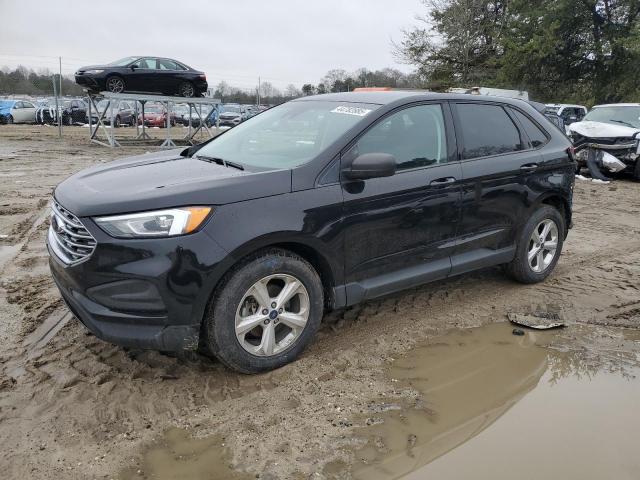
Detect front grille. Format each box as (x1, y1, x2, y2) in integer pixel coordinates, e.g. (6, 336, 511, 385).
(48, 200, 96, 265)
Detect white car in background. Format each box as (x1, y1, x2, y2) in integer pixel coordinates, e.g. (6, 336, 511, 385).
(544, 104, 587, 133)
(0, 99, 37, 124)
(568, 103, 640, 179)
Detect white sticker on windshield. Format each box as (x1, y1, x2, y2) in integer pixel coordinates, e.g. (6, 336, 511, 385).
(330, 105, 372, 117)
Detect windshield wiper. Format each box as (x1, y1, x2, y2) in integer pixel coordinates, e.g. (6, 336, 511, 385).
(195, 155, 244, 171)
(609, 119, 636, 128)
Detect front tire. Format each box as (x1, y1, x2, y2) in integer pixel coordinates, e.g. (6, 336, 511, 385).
(204, 249, 324, 373)
(633, 159, 640, 181)
(106, 75, 125, 94)
(505, 205, 565, 284)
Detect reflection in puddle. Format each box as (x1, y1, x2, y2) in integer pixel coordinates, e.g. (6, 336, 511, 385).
(119, 428, 251, 480)
(349, 323, 640, 480)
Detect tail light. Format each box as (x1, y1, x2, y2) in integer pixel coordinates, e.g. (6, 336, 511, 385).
(198, 74, 206, 80)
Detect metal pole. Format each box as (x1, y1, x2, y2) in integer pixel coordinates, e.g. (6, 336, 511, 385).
(257, 76, 261, 107)
(59, 56, 62, 97)
(52, 75, 61, 138)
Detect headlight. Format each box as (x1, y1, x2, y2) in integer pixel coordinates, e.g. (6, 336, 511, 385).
(95, 207, 212, 238)
(85, 69, 104, 74)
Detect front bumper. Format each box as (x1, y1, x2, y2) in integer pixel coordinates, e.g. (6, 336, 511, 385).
(47, 217, 230, 352)
(75, 74, 102, 90)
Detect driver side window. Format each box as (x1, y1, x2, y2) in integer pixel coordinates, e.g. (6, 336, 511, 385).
(351, 104, 447, 171)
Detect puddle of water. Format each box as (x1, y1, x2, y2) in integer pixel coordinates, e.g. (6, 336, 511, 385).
(119, 428, 251, 480)
(349, 323, 640, 480)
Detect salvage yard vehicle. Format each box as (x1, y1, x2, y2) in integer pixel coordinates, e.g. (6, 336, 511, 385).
(568, 103, 640, 179)
(0, 99, 37, 124)
(137, 102, 176, 127)
(37, 98, 88, 125)
(48, 91, 574, 373)
(544, 104, 587, 131)
(87, 100, 137, 127)
(75, 56, 208, 97)
(218, 104, 244, 126)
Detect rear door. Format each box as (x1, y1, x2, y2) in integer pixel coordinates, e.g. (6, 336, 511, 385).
(341, 102, 462, 303)
(450, 101, 543, 274)
(157, 58, 181, 94)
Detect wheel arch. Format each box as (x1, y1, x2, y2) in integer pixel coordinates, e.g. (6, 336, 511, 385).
(195, 238, 340, 352)
(533, 193, 571, 237)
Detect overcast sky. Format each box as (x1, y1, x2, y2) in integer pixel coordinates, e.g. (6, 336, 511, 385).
(0, 0, 424, 90)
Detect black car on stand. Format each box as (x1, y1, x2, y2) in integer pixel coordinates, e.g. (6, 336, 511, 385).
(75, 56, 208, 97)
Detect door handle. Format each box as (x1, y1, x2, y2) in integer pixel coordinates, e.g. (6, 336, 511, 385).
(520, 163, 539, 172)
(430, 176, 456, 186)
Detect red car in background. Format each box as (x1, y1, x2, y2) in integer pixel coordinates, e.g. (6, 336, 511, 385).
(138, 103, 177, 127)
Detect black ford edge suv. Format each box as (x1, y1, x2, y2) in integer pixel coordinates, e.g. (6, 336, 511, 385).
(48, 91, 574, 373)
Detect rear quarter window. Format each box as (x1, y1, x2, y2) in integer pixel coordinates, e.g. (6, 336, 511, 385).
(510, 108, 549, 148)
(456, 103, 524, 159)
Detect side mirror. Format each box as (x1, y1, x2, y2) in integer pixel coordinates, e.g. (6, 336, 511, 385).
(343, 153, 397, 180)
(130, 64, 138, 71)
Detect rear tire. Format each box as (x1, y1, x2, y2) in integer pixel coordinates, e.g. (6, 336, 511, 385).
(7, 115, 13, 124)
(178, 82, 195, 98)
(203, 249, 324, 373)
(505, 205, 565, 284)
(114, 115, 121, 128)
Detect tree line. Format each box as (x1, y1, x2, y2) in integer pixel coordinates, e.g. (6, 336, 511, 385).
(0, 66, 85, 97)
(394, 0, 640, 105)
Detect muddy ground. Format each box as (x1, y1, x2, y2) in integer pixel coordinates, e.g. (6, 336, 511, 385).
(0, 125, 639, 479)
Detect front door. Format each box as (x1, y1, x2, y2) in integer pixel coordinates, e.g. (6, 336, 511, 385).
(340, 102, 462, 304)
(128, 58, 156, 92)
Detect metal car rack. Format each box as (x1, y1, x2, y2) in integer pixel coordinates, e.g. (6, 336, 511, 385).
(86, 91, 221, 148)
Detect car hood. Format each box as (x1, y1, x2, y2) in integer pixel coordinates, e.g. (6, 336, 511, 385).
(54, 149, 292, 217)
(77, 64, 111, 72)
(568, 120, 640, 139)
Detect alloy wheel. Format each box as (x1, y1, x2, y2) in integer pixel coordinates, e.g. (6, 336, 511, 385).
(235, 274, 310, 357)
(179, 82, 195, 97)
(107, 77, 124, 93)
(528, 219, 559, 273)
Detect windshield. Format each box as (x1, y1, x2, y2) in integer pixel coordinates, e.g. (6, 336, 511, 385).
(583, 106, 640, 129)
(108, 56, 139, 66)
(544, 107, 559, 115)
(196, 100, 379, 169)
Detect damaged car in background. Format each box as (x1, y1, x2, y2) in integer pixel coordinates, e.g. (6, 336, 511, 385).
(568, 103, 640, 180)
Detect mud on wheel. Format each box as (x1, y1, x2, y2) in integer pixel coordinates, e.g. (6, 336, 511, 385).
(203, 249, 324, 373)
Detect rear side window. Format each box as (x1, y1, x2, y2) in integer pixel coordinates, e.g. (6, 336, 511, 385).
(456, 103, 523, 159)
(158, 59, 178, 70)
(354, 104, 447, 170)
(510, 109, 548, 148)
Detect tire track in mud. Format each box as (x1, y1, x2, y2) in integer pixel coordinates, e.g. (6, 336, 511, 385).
(1, 127, 640, 479)
(3, 235, 639, 480)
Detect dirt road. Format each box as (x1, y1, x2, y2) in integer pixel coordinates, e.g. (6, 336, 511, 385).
(1, 125, 639, 479)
